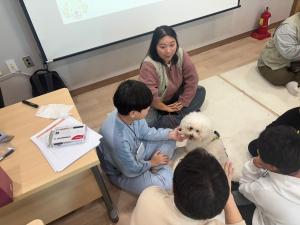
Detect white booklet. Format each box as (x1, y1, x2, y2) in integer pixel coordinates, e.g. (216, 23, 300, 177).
(31, 116, 102, 172)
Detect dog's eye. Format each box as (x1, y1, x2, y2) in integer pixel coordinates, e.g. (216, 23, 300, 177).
(196, 130, 200, 133)
(188, 127, 193, 131)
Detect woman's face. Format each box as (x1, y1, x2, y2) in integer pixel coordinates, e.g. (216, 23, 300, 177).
(156, 35, 177, 64)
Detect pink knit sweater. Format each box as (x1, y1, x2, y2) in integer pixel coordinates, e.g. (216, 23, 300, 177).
(139, 50, 199, 107)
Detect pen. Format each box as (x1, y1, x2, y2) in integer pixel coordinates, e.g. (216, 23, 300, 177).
(53, 141, 72, 146)
(0, 147, 15, 161)
(22, 100, 39, 108)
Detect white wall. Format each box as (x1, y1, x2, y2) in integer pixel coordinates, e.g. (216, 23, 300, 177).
(0, 0, 294, 105)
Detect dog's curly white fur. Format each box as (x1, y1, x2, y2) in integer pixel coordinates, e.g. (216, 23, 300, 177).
(177, 112, 240, 181)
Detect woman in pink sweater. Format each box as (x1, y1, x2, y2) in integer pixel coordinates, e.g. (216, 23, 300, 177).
(139, 25, 205, 128)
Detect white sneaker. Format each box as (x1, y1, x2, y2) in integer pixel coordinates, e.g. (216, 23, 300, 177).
(286, 81, 299, 96)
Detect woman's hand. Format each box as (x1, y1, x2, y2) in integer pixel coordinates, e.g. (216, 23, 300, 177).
(152, 99, 183, 112)
(150, 151, 169, 167)
(169, 127, 186, 142)
(166, 101, 183, 112)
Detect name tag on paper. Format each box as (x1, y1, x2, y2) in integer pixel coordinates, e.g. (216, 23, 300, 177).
(136, 142, 145, 161)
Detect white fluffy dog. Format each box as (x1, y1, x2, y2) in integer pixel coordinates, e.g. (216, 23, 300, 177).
(176, 112, 241, 181)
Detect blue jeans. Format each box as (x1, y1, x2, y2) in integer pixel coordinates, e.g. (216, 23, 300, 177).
(146, 86, 206, 129)
(108, 140, 175, 195)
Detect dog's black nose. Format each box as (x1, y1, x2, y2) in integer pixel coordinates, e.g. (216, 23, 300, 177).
(189, 135, 194, 139)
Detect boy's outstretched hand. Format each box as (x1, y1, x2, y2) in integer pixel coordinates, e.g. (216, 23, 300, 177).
(169, 127, 186, 142)
(223, 161, 244, 224)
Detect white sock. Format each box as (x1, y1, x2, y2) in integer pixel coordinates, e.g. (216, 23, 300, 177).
(286, 81, 299, 96)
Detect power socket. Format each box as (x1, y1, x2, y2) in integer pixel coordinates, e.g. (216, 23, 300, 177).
(5, 59, 19, 73)
(22, 56, 35, 68)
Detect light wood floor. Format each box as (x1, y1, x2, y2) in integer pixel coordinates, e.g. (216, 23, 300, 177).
(50, 34, 269, 225)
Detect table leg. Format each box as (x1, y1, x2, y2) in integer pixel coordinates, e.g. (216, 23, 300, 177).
(91, 165, 119, 223)
(0, 88, 4, 108)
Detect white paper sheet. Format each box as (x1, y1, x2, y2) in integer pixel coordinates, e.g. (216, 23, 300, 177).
(36, 104, 73, 119)
(31, 116, 102, 172)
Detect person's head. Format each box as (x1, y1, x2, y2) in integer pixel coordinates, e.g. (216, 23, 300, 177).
(148, 25, 179, 65)
(173, 148, 229, 220)
(113, 80, 153, 117)
(256, 125, 300, 175)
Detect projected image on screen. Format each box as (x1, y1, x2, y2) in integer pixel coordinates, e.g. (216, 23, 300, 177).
(22, 0, 240, 62)
(56, 0, 164, 24)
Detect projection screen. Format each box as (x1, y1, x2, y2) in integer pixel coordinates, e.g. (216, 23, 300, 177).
(20, 0, 240, 63)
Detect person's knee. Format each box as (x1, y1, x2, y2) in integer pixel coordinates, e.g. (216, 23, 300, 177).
(187, 86, 206, 110)
(259, 66, 293, 86)
(196, 86, 206, 99)
(154, 166, 173, 190)
(159, 140, 176, 158)
(145, 108, 158, 127)
(157, 115, 179, 129)
(267, 78, 289, 86)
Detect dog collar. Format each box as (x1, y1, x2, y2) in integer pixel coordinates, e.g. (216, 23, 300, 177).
(210, 131, 220, 143)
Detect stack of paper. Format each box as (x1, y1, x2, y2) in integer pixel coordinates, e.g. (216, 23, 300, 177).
(31, 116, 102, 172)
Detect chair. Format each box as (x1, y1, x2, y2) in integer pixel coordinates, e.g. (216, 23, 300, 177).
(91, 146, 119, 223)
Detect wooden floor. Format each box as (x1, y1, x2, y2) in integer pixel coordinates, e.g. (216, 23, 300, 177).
(50, 34, 269, 225)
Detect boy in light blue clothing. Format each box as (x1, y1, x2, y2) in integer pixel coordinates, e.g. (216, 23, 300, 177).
(98, 80, 185, 195)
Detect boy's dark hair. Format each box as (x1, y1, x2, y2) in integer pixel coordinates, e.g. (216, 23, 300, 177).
(257, 125, 300, 174)
(148, 25, 179, 65)
(113, 80, 153, 115)
(173, 148, 229, 220)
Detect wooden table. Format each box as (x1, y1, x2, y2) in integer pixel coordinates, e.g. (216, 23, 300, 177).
(0, 88, 118, 224)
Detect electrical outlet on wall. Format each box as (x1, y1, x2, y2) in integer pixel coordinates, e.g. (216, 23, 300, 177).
(5, 59, 19, 73)
(22, 56, 35, 68)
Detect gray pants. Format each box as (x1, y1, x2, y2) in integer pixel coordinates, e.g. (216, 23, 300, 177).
(146, 86, 206, 129)
(258, 65, 300, 86)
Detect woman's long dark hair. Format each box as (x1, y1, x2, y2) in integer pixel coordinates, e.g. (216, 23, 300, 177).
(147, 25, 179, 65)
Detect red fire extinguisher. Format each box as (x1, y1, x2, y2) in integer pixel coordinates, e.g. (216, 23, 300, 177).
(251, 7, 272, 40)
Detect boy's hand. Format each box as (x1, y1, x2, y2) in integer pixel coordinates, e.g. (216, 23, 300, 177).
(150, 151, 169, 167)
(169, 127, 186, 142)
